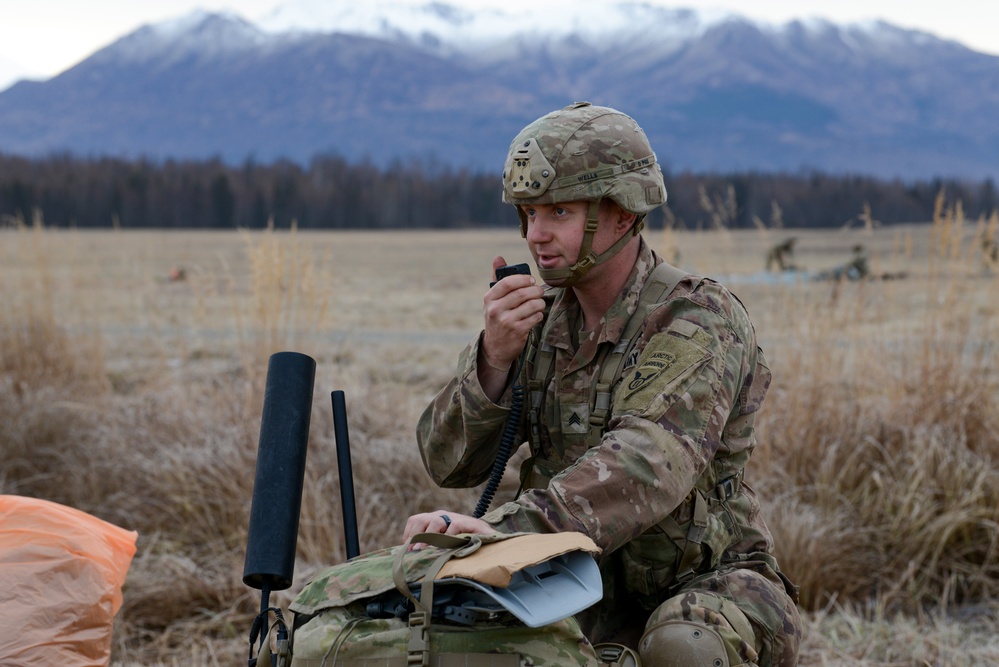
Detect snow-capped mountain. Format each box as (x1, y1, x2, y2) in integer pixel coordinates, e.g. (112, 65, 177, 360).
(0, 54, 39, 91)
(255, 0, 731, 60)
(0, 2, 995, 180)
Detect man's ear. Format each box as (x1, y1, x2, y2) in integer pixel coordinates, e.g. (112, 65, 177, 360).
(599, 199, 637, 233)
(613, 205, 637, 233)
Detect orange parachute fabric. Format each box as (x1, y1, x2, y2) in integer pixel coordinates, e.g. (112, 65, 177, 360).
(0, 495, 138, 667)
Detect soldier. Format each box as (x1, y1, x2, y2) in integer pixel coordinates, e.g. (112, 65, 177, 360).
(814, 244, 869, 282)
(765, 237, 797, 272)
(845, 244, 869, 280)
(404, 103, 801, 666)
(982, 234, 998, 274)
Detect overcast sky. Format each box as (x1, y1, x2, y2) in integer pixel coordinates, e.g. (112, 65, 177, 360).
(1, 0, 997, 88)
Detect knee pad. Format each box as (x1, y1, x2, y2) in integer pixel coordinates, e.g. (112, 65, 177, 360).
(638, 620, 729, 667)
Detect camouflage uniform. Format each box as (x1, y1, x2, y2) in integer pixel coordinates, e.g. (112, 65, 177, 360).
(417, 238, 801, 666)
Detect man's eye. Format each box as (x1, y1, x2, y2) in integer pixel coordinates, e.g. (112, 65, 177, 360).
(555, 207, 567, 216)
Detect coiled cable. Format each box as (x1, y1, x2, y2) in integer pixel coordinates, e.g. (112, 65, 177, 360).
(472, 343, 530, 519)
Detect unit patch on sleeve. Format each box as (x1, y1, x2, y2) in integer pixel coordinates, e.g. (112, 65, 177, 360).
(619, 329, 711, 412)
(626, 351, 677, 394)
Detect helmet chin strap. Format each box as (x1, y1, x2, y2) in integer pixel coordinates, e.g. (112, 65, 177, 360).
(537, 201, 645, 288)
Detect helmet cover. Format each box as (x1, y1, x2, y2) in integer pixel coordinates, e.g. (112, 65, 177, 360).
(502, 102, 666, 216)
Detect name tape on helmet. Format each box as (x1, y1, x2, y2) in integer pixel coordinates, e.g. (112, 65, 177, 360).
(555, 155, 657, 190)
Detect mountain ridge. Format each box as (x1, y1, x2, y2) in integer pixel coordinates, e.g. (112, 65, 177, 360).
(0, 3, 995, 181)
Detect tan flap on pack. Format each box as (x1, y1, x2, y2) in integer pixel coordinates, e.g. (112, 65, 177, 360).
(436, 532, 600, 588)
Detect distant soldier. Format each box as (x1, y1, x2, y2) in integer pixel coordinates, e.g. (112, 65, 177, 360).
(982, 235, 998, 274)
(814, 244, 870, 282)
(766, 237, 798, 272)
(844, 244, 869, 280)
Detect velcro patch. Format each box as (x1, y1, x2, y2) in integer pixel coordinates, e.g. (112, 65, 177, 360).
(623, 349, 641, 372)
(560, 403, 590, 434)
(626, 351, 677, 394)
(619, 331, 710, 411)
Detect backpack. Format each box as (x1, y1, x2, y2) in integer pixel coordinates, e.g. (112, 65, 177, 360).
(283, 532, 637, 667)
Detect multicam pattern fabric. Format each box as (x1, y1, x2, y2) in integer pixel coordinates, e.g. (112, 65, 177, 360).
(290, 611, 598, 667)
(502, 102, 666, 216)
(642, 559, 802, 667)
(417, 239, 801, 665)
(289, 539, 601, 666)
(291, 543, 447, 616)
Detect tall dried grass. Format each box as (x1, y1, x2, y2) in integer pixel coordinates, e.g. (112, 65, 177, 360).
(754, 198, 999, 618)
(1, 198, 998, 665)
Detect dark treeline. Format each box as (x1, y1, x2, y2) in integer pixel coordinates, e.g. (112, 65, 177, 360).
(0, 152, 995, 230)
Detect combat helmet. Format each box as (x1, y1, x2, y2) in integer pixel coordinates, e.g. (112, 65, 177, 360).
(502, 102, 667, 286)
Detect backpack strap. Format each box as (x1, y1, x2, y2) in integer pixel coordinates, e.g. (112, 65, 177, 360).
(659, 489, 710, 584)
(523, 262, 690, 488)
(393, 533, 478, 667)
(589, 261, 689, 431)
(526, 338, 556, 460)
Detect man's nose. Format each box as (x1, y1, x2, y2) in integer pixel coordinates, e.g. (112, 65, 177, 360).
(526, 218, 551, 243)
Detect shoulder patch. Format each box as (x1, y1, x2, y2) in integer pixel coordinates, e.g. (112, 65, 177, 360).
(626, 351, 678, 394)
(619, 330, 711, 412)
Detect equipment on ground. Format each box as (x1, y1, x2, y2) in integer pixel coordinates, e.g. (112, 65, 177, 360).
(243, 351, 316, 667)
(240, 349, 618, 666)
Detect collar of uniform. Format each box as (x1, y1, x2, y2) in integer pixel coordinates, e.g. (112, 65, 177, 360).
(542, 237, 659, 351)
(542, 286, 577, 352)
(597, 238, 659, 346)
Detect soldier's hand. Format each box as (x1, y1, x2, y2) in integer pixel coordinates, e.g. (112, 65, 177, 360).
(403, 510, 493, 549)
(482, 255, 545, 371)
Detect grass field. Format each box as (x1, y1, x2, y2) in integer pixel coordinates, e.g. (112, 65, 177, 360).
(2, 201, 998, 665)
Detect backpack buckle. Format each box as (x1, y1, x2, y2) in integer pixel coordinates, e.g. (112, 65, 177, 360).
(714, 472, 742, 501)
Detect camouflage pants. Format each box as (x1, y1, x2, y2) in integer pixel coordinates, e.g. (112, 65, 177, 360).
(577, 555, 801, 667)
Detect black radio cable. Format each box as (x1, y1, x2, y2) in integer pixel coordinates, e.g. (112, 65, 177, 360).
(472, 340, 531, 519)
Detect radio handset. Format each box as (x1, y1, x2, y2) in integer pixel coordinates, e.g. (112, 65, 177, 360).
(473, 263, 534, 518)
(490, 262, 531, 287)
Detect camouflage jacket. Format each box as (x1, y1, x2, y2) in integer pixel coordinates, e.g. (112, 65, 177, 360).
(417, 239, 776, 603)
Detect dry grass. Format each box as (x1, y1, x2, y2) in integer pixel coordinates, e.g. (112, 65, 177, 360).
(1, 199, 998, 665)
